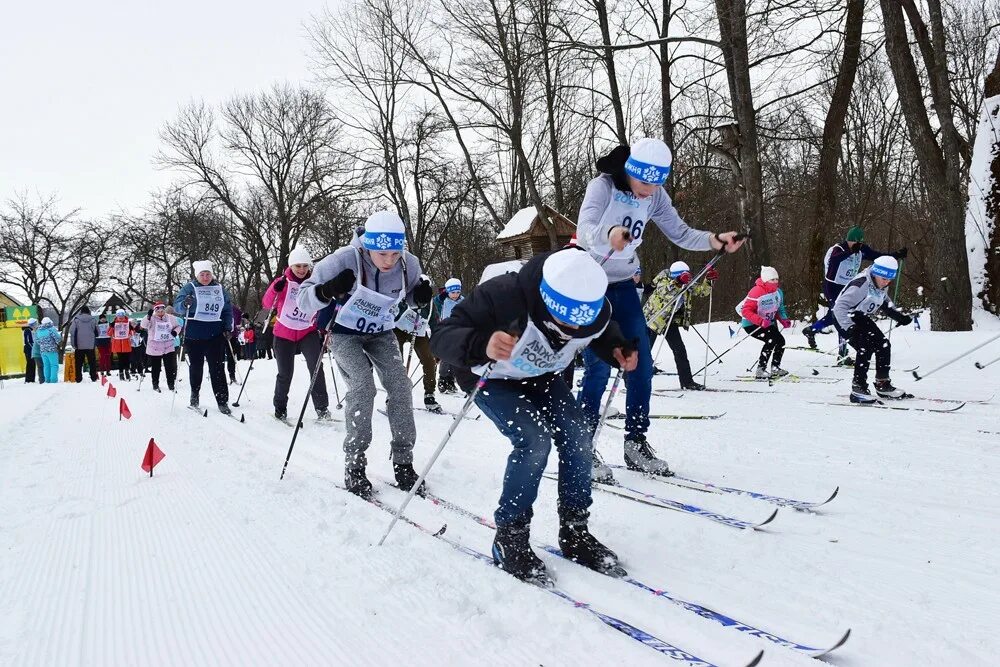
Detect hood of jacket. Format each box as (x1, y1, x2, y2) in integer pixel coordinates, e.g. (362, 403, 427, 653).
(754, 277, 780, 294)
(596, 145, 633, 193)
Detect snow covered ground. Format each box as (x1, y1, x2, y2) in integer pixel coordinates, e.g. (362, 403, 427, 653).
(1, 320, 998, 666)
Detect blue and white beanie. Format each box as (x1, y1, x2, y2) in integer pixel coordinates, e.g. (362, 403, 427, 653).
(871, 256, 898, 280)
(624, 138, 672, 186)
(539, 250, 608, 327)
(668, 261, 689, 279)
(444, 278, 462, 294)
(362, 211, 407, 252)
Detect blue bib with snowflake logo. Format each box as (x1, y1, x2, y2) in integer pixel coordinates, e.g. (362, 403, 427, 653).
(472, 320, 603, 380)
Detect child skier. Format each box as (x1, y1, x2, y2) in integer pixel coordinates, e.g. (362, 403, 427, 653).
(174, 260, 235, 414)
(109, 309, 133, 380)
(575, 137, 744, 479)
(643, 260, 718, 390)
(261, 247, 332, 423)
(95, 313, 112, 377)
(35, 317, 62, 384)
(832, 256, 912, 402)
(740, 266, 792, 379)
(434, 277, 464, 394)
(432, 249, 636, 585)
(298, 211, 432, 496)
(394, 276, 441, 413)
(129, 324, 146, 378)
(141, 303, 182, 392)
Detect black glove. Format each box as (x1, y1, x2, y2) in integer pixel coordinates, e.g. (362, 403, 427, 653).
(892, 312, 913, 326)
(317, 269, 356, 302)
(273, 276, 287, 293)
(223, 330, 232, 340)
(183, 295, 194, 309)
(413, 278, 434, 307)
(893, 247, 908, 260)
(147, 309, 153, 318)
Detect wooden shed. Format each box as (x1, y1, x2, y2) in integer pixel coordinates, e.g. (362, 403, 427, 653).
(497, 205, 577, 260)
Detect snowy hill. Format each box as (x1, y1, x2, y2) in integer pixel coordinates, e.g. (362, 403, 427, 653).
(1, 322, 999, 666)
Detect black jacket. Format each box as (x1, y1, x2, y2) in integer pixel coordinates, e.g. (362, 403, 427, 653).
(431, 250, 627, 391)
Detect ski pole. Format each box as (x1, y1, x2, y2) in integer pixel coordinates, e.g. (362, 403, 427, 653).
(326, 345, 343, 409)
(975, 353, 1000, 370)
(281, 315, 338, 480)
(702, 282, 714, 387)
(223, 335, 242, 383)
(411, 371, 423, 390)
(913, 331, 1000, 381)
(232, 306, 275, 407)
(692, 325, 761, 377)
(378, 364, 494, 546)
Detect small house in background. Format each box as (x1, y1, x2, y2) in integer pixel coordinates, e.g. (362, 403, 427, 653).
(0, 291, 21, 309)
(97, 293, 131, 316)
(496, 205, 576, 260)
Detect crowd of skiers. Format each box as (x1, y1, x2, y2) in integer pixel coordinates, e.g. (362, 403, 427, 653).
(13, 137, 920, 587)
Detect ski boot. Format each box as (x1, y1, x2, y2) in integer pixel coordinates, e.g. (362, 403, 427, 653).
(424, 394, 444, 414)
(802, 326, 817, 349)
(850, 381, 877, 404)
(591, 448, 615, 485)
(680, 379, 705, 391)
(492, 520, 551, 586)
(275, 408, 288, 423)
(190, 391, 200, 408)
(769, 365, 789, 378)
(558, 510, 625, 577)
(393, 462, 426, 496)
(754, 364, 771, 380)
(624, 435, 672, 477)
(345, 461, 374, 499)
(316, 408, 335, 421)
(651, 365, 666, 376)
(437, 379, 457, 395)
(218, 402, 232, 415)
(874, 377, 909, 399)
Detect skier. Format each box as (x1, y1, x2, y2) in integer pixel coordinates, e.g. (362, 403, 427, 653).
(575, 138, 744, 479)
(129, 324, 146, 378)
(261, 247, 333, 423)
(297, 211, 432, 496)
(95, 313, 112, 377)
(832, 256, 912, 402)
(174, 260, 235, 414)
(68, 305, 99, 382)
(35, 317, 61, 384)
(109, 309, 133, 380)
(431, 249, 636, 584)
(242, 323, 256, 361)
(803, 226, 907, 359)
(394, 275, 441, 413)
(22, 318, 38, 383)
(141, 302, 182, 392)
(740, 266, 792, 379)
(643, 260, 718, 390)
(434, 277, 464, 394)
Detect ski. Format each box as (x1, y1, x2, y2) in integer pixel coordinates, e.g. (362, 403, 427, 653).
(220, 411, 246, 423)
(653, 387, 772, 396)
(347, 485, 751, 666)
(608, 466, 839, 511)
(734, 375, 841, 384)
(606, 413, 726, 427)
(543, 473, 778, 530)
(378, 407, 480, 421)
(809, 400, 965, 414)
(913, 392, 993, 406)
(420, 490, 847, 658)
(187, 405, 209, 417)
(785, 345, 835, 355)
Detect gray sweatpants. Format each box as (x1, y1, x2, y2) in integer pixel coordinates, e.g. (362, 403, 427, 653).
(330, 331, 416, 467)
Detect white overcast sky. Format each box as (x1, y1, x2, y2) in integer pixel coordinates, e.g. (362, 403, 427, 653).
(0, 0, 331, 219)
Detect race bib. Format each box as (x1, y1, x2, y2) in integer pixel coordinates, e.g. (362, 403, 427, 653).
(153, 320, 173, 342)
(335, 285, 398, 334)
(193, 284, 224, 322)
(113, 322, 129, 339)
(395, 307, 430, 337)
(277, 282, 313, 331)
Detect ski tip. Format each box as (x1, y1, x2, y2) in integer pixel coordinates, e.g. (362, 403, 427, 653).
(202, 409, 209, 417)
(753, 507, 779, 530)
(912, 370, 922, 380)
(810, 628, 852, 658)
(811, 369, 819, 376)
(239, 413, 246, 423)
(821, 486, 840, 507)
(744, 649, 765, 667)
(975, 362, 984, 370)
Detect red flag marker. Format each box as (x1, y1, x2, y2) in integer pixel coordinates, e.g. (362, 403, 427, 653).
(100, 375, 107, 386)
(107, 384, 117, 398)
(119, 398, 132, 421)
(141, 438, 165, 476)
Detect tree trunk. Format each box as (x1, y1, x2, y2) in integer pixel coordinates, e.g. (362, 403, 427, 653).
(714, 0, 770, 269)
(594, 0, 628, 144)
(976, 47, 1000, 314)
(881, 0, 973, 330)
(659, 0, 675, 193)
(806, 0, 864, 313)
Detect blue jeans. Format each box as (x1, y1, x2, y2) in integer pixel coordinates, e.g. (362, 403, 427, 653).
(577, 279, 652, 440)
(476, 377, 593, 527)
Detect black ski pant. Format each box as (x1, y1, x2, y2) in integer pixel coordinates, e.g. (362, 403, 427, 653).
(185, 335, 229, 404)
(744, 323, 785, 368)
(149, 353, 177, 390)
(273, 332, 329, 414)
(844, 317, 890, 385)
(24, 351, 36, 383)
(74, 348, 98, 382)
(395, 329, 436, 395)
(662, 323, 694, 385)
(115, 352, 132, 379)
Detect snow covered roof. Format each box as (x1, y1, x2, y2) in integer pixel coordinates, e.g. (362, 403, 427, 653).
(479, 260, 526, 284)
(496, 207, 539, 240)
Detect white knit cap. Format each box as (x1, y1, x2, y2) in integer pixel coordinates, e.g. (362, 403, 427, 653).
(444, 278, 462, 293)
(192, 260, 214, 276)
(288, 247, 312, 266)
(41, 316, 53, 325)
(760, 266, 779, 282)
(625, 138, 672, 185)
(871, 256, 898, 280)
(669, 261, 690, 278)
(362, 211, 406, 251)
(27, 317, 38, 326)
(539, 250, 608, 326)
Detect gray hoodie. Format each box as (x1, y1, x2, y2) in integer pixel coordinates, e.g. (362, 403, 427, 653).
(69, 312, 98, 349)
